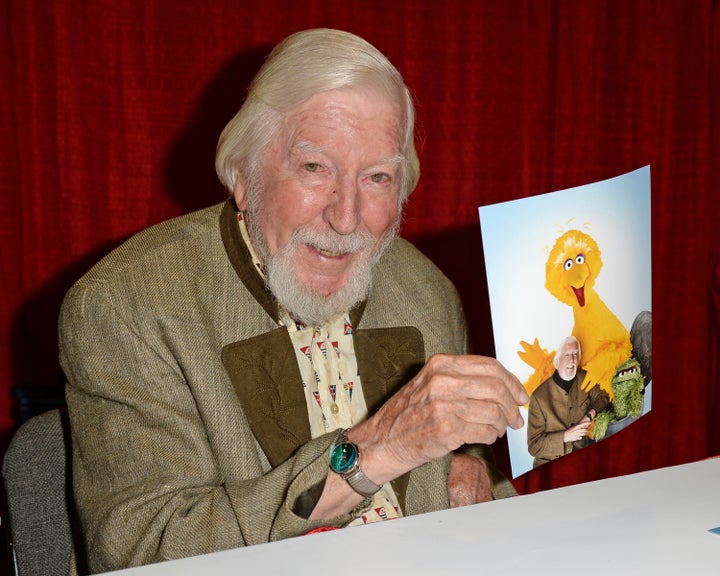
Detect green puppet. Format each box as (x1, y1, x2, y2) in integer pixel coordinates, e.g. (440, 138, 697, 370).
(591, 357, 645, 441)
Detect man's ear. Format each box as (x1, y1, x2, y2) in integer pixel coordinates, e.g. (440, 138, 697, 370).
(232, 171, 249, 211)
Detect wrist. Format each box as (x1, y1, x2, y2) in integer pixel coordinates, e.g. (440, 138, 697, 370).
(329, 429, 382, 498)
(346, 421, 420, 485)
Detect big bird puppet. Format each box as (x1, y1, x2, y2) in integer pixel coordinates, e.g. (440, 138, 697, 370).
(518, 229, 632, 401)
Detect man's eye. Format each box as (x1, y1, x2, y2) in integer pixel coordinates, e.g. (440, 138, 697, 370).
(370, 173, 389, 183)
(303, 162, 321, 173)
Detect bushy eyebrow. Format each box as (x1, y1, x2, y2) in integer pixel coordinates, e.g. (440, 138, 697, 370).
(293, 140, 324, 156)
(374, 154, 406, 167)
(293, 140, 405, 168)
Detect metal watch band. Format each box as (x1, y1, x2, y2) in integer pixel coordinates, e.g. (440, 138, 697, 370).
(342, 465, 382, 498)
(330, 429, 382, 498)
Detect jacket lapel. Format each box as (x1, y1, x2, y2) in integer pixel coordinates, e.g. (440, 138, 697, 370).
(222, 328, 310, 468)
(353, 326, 425, 415)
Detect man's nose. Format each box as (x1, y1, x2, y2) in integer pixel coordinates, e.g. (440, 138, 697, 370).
(324, 176, 361, 235)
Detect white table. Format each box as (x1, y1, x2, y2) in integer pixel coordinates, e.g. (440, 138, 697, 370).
(107, 458, 720, 575)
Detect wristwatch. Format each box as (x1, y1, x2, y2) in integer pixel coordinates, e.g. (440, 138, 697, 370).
(329, 429, 382, 498)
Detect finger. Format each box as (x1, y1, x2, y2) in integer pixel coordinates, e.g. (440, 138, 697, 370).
(401, 395, 507, 446)
(392, 356, 526, 448)
(462, 355, 528, 405)
(423, 357, 527, 417)
(457, 421, 509, 446)
(457, 398, 520, 438)
(416, 398, 508, 446)
(461, 375, 526, 429)
(422, 354, 527, 404)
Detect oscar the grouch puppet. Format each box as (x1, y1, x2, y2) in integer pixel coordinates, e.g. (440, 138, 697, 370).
(591, 357, 645, 441)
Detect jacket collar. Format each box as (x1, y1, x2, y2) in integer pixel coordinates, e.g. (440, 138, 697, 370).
(219, 200, 279, 322)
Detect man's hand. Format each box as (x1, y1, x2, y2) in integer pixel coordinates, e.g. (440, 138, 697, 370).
(311, 354, 525, 521)
(448, 453, 493, 508)
(350, 353, 528, 486)
(563, 419, 590, 443)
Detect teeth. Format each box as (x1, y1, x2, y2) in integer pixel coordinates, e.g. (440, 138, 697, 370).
(314, 245, 346, 257)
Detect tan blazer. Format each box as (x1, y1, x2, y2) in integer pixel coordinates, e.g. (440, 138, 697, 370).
(527, 369, 609, 467)
(60, 201, 515, 573)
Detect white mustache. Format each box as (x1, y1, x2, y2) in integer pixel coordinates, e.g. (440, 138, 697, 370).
(291, 227, 376, 256)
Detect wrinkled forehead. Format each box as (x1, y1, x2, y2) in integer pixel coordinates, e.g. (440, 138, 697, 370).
(275, 86, 403, 157)
(286, 85, 400, 128)
(560, 343, 579, 356)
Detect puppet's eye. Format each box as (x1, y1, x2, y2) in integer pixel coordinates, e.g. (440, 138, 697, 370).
(564, 259, 573, 271)
(576, 254, 585, 265)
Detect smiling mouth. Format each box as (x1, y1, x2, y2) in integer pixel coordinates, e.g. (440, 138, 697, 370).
(308, 244, 353, 259)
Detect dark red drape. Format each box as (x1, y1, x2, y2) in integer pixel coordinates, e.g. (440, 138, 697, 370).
(2, 0, 719, 501)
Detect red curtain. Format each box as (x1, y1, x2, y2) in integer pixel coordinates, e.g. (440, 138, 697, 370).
(2, 0, 719, 498)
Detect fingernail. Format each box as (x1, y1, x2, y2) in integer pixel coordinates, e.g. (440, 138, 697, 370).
(519, 390, 530, 404)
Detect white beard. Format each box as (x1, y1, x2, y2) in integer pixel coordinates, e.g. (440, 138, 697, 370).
(245, 187, 398, 326)
(266, 227, 388, 327)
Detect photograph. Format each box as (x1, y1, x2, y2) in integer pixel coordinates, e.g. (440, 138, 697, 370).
(479, 166, 652, 477)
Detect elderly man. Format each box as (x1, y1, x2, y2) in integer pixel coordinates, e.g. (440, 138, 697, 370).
(526, 336, 610, 468)
(60, 29, 527, 573)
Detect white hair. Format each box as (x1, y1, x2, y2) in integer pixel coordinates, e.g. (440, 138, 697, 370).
(215, 28, 420, 202)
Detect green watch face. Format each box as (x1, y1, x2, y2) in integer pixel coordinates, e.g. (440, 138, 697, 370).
(330, 441, 358, 473)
